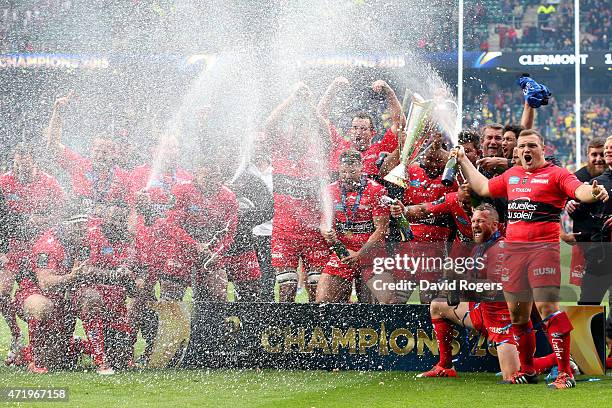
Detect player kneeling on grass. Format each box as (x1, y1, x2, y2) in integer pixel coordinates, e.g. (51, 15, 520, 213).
(15, 208, 91, 373)
(317, 150, 389, 303)
(419, 204, 520, 380)
(72, 201, 136, 375)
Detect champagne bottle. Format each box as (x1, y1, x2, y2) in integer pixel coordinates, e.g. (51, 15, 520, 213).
(441, 150, 458, 187)
(331, 240, 350, 259)
(381, 195, 414, 241)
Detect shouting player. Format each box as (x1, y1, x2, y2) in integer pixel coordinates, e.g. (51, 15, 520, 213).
(456, 129, 608, 389)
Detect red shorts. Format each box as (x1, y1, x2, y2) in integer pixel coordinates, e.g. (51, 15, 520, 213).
(322, 253, 368, 281)
(271, 232, 329, 269)
(501, 242, 561, 293)
(220, 250, 261, 281)
(468, 302, 515, 346)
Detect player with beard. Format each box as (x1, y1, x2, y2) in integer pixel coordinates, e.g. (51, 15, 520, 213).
(46, 92, 130, 214)
(16, 208, 90, 373)
(72, 201, 135, 374)
(166, 158, 238, 302)
(127, 134, 192, 365)
(318, 77, 404, 178)
(262, 83, 332, 302)
(0, 143, 64, 365)
(456, 129, 608, 389)
(318, 150, 389, 303)
(563, 139, 606, 285)
(417, 204, 519, 380)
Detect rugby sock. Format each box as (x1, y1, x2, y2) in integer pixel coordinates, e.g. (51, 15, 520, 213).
(27, 318, 44, 366)
(0, 297, 21, 340)
(511, 321, 536, 374)
(432, 318, 453, 368)
(534, 353, 557, 374)
(545, 311, 574, 376)
(82, 316, 106, 366)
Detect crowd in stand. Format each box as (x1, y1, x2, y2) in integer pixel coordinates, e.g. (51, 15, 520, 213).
(1, 1, 610, 54)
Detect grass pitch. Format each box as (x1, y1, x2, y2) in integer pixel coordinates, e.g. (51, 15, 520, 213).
(0, 367, 611, 408)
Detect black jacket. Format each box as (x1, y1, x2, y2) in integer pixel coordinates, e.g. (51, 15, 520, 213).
(570, 166, 601, 241)
(225, 171, 274, 256)
(579, 168, 612, 243)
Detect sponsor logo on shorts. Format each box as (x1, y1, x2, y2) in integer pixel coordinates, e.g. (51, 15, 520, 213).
(489, 326, 510, 334)
(533, 267, 557, 276)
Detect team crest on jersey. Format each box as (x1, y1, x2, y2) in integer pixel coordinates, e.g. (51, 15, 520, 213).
(37, 253, 49, 268)
(508, 176, 520, 185)
(432, 196, 446, 205)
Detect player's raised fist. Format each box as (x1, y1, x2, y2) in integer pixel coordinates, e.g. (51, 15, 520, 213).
(371, 80, 389, 94)
(53, 90, 75, 110)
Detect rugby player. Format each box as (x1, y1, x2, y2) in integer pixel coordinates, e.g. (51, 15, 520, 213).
(17, 207, 90, 373)
(72, 200, 135, 374)
(418, 204, 519, 380)
(0, 143, 64, 365)
(263, 82, 332, 302)
(318, 150, 389, 303)
(456, 129, 609, 389)
(167, 158, 238, 302)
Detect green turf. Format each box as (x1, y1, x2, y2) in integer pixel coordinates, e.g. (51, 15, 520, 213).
(0, 368, 610, 408)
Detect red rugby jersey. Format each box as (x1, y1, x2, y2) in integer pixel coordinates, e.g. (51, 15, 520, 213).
(0, 170, 64, 216)
(271, 136, 327, 236)
(425, 191, 473, 241)
(488, 162, 582, 242)
(328, 177, 388, 249)
(167, 182, 238, 255)
(59, 147, 129, 203)
(402, 163, 457, 241)
(329, 125, 398, 176)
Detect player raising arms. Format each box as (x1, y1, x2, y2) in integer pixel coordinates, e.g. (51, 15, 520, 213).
(0, 142, 65, 365)
(318, 150, 389, 303)
(45, 92, 130, 213)
(262, 82, 332, 302)
(456, 129, 609, 389)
